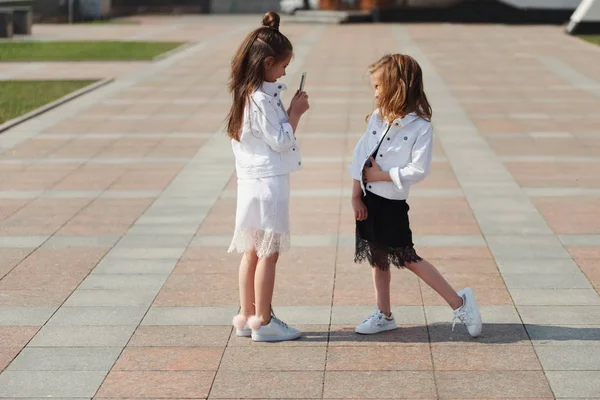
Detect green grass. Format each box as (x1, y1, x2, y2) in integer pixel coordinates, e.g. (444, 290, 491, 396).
(0, 41, 184, 61)
(0, 80, 96, 124)
(580, 35, 600, 46)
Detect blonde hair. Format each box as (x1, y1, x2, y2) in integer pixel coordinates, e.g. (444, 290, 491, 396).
(368, 53, 432, 123)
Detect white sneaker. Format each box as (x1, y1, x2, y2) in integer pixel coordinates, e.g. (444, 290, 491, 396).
(355, 310, 397, 335)
(251, 316, 301, 342)
(236, 325, 251, 337)
(453, 287, 483, 338)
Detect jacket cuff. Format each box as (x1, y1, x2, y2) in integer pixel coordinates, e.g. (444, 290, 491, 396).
(389, 167, 404, 191)
(282, 122, 294, 138)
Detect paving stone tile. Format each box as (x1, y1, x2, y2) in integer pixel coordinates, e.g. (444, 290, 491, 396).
(114, 347, 223, 371)
(97, 370, 215, 398)
(129, 326, 231, 347)
(323, 371, 436, 399)
(7, 347, 122, 371)
(28, 325, 136, 347)
(435, 371, 553, 399)
(47, 307, 147, 326)
(0, 307, 57, 326)
(545, 371, 600, 398)
(64, 290, 158, 307)
(0, 371, 107, 398)
(210, 371, 325, 399)
(220, 347, 326, 371)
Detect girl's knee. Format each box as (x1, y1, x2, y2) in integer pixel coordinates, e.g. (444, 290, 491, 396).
(244, 249, 259, 261)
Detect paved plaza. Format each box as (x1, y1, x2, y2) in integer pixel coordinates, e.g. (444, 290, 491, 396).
(1, 15, 600, 399)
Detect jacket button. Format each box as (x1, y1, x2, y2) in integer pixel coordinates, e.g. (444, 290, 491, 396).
(379, 154, 383, 157)
(404, 136, 408, 140)
(298, 161, 301, 166)
(395, 122, 399, 126)
(372, 131, 376, 135)
(368, 185, 372, 189)
(274, 93, 278, 97)
(387, 137, 390, 141)
(278, 85, 282, 89)
(278, 102, 281, 106)
(292, 148, 295, 151)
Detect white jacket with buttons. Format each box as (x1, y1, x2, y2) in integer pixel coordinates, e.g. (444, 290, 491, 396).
(349, 109, 433, 200)
(232, 82, 302, 180)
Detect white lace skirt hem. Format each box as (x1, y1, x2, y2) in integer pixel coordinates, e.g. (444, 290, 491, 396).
(228, 228, 291, 258)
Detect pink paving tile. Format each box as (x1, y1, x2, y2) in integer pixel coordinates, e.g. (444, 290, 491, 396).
(114, 347, 223, 371)
(533, 197, 600, 234)
(326, 345, 432, 371)
(0, 347, 21, 371)
(0, 326, 39, 347)
(129, 326, 232, 347)
(0, 248, 32, 279)
(97, 370, 215, 398)
(433, 343, 542, 371)
(0, 289, 72, 306)
(506, 162, 600, 188)
(153, 274, 239, 306)
(435, 371, 552, 399)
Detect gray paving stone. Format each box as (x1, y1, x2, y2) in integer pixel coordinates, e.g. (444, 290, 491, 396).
(519, 306, 600, 325)
(135, 215, 206, 226)
(0, 371, 107, 398)
(40, 190, 101, 199)
(7, 347, 122, 371)
(525, 324, 600, 345)
(535, 345, 600, 370)
(331, 306, 425, 325)
(510, 289, 600, 306)
(103, 247, 185, 260)
(559, 235, 600, 246)
(545, 371, 600, 398)
(91, 259, 177, 275)
(42, 236, 120, 249)
(502, 273, 593, 289)
(0, 190, 42, 199)
(113, 234, 192, 248)
(47, 306, 147, 326)
(126, 224, 199, 235)
(64, 290, 158, 307)
(495, 259, 582, 274)
(425, 305, 522, 324)
(525, 187, 600, 197)
(0, 236, 49, 248)
(486, 235, 572, 259)
(100, 190, 161, 199)
(475, 212, 553, 235)
(0, 307, 57, 326)
(28, 326, 136, 347)
(78, 274, 167, 291)
(142, 306, 239, 326)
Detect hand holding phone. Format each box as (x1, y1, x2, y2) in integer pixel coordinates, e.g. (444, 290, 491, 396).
(299, 72, 307, 92)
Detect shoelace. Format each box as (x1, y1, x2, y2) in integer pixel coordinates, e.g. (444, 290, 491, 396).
(364, 312, 386, 326)
(452, 308, 473, 331)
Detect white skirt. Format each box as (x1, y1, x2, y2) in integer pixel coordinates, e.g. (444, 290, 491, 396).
(228, 174, 291, 258)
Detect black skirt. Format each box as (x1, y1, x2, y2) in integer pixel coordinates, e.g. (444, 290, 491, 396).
(355, 190, 422, 270)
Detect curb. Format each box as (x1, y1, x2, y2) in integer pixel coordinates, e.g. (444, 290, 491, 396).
(0, 78, 114, 134)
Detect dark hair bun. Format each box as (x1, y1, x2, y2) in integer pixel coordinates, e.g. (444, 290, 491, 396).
(262, 11, 280, 31)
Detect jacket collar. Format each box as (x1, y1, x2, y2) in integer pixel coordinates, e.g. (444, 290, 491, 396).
(375, 109, 419, 127)
(261, 81, 287, 98)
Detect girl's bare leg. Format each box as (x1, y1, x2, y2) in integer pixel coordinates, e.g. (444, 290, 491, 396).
(254, 252, 279, 325)
(239, 249, 259, 317)
(404, 259, 463, 309)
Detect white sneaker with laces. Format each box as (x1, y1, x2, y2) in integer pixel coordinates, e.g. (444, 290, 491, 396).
(452, 287, 483, 337)
(251, 316, 301, 342)
(355, 310, 397, 335)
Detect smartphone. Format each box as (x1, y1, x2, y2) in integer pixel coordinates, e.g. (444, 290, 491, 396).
(299, 72, 307, 92)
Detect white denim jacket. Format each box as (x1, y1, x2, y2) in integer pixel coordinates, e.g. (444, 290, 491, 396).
(349, 109, 433, 200)
(232, 82, 302, 180)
